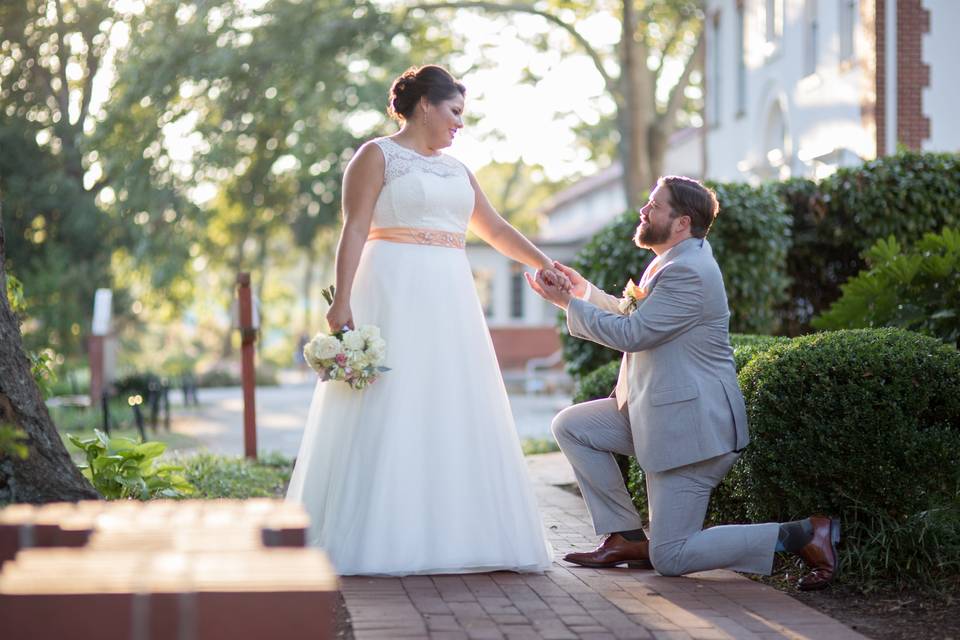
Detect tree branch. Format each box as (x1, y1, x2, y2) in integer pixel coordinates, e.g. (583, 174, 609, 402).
(660, 29, 703, 125)
(405, 2, 618, 97)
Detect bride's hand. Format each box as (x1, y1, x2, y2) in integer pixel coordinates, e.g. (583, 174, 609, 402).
(326, 300, 354, 333)
(539, 267, 572, 292)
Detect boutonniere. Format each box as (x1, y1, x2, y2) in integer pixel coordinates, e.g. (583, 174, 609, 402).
(618, 279, 647, 314)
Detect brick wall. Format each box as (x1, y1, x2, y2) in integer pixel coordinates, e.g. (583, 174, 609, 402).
(488, 327, 562, 370)
(875, 0, 931, 155)
(874, 0, 886, 156)
(897, 0, 931, 149)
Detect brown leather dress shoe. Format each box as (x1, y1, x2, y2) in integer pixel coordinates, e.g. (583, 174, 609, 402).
(796, 516, 840, 591)
(563, 534, 653, 569)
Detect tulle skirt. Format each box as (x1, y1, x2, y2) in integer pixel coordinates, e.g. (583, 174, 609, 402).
(286, 239, 553, 575)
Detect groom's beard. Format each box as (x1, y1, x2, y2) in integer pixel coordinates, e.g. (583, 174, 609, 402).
(634, 219, 672, 248)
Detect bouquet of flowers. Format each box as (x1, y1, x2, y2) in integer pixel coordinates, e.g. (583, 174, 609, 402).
(303, 286, 390, 390)
(618, 279, 648, 314)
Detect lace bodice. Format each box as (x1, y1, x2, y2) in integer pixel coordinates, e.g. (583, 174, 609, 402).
(371, 137, 475, 233)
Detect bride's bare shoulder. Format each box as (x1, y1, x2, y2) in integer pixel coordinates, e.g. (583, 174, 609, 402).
(346, 139, 386, 171)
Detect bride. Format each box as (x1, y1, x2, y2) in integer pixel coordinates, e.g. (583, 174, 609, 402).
(286, 65, 566, 576)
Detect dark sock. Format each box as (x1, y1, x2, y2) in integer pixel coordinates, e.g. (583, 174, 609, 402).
(616, 528, 647, 542)
(778, 518, 814, 553)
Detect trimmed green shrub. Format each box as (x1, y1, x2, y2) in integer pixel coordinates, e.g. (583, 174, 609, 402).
(773, 178, 848, 334)
(706, 182, 792, 335)
(821, 151, 960, 252)
(729, 334, 791, 371)
(720, 329, 960, 587)
(572, 360, 620, 404)
(561, 183, 791, 379)
(813, 229, 960, 347)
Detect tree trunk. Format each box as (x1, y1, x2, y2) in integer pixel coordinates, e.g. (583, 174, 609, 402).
(618, 1, 653, 210)
(0, 206, 100, 503)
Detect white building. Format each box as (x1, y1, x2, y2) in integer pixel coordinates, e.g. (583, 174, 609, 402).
(704, 0, 960, 182)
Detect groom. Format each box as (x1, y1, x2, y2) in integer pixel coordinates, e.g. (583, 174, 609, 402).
(526, 175, 839, 590)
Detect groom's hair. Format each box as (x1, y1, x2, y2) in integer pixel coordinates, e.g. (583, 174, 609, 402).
(388, 65, 466, 121)
(658, 176, 720, 239)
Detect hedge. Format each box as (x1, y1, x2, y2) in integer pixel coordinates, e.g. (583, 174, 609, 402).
(724, 329, 960, 587)
(777, 151, 960, 333)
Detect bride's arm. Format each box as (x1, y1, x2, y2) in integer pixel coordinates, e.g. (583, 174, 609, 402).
(326, 142, 384, 331)
(466, 170, 554, 272)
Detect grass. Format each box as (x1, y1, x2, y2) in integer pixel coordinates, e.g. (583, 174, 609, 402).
(521, 437, 560, 456)
(173, 452, 294, 499)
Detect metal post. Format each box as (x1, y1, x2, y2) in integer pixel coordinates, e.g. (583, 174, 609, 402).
(101, 391, 111, 435)
(237, 273, 258, 460)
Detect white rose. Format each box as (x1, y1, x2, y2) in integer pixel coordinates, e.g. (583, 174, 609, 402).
(341, 330, 366, 351)
(313, 335, 342, 361)
(345, 349, 367, 368)
(359, 325, 381, 341)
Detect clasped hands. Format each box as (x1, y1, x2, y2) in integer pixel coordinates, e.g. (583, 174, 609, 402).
(525, 261, 586, 310)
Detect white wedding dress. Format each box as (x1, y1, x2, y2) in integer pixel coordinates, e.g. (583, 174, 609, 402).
(286, 137, 553, 576)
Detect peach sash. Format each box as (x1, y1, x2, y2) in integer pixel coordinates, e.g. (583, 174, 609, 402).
(367, 227, 466, 249)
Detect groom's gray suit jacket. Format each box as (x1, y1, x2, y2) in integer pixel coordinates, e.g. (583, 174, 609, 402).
(566, 237, 749, 473)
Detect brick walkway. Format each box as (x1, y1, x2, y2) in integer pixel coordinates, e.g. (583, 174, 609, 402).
(341, 453, 867, 640)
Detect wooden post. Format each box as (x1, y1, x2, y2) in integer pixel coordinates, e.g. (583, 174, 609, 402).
(237, 273, 258, 460)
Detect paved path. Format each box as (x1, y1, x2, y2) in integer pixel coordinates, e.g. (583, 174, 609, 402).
(169, 383, 569, 458)
(341, 453, 867, 640)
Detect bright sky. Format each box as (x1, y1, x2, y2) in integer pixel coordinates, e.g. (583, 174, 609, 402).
(438, 9, 622, 179)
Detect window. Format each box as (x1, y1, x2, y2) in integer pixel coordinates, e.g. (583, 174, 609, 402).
(763, 0, 783, 53)
(839, 0, 856, 63)
(473, 269, 494, 317)
(510, 263, 525, 319)
(736, 1, 746, 116)
(709, 11, 722, 125)
(804, 0, 819, 76)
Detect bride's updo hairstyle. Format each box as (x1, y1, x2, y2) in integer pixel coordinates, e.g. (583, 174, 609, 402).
(387, 65, 466, 122)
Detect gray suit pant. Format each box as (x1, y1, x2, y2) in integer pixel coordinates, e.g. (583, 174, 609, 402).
(552, 398, 779, 576)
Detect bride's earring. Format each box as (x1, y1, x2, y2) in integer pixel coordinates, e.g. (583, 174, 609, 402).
(422, 107, 428, 127)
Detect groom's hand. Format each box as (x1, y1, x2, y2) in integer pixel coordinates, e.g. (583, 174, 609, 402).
(552, 261, 587, 299)
(525, 270, 573, 309)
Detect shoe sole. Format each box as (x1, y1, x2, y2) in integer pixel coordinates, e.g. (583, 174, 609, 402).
(564, 559, 654, 570)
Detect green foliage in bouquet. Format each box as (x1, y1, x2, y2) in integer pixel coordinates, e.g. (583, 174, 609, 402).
(68, 430, 195, 500)
(561, 183, 791, 379)
(812, 228, 960, 347)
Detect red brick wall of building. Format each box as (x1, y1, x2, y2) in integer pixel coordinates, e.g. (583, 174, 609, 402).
(488, 328, 562, 371)
(875, 0, 887, 156)
(897, 0, 931, 150)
